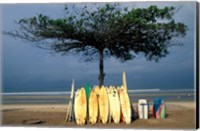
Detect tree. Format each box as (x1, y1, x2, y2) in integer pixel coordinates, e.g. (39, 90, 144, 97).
(4, 3, 187, 87)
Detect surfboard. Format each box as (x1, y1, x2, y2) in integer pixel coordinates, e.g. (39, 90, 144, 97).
(89, 88, 98, 124)
(109, 86, 121, 124)
(107, 86, 112, 123)
(94, 86, 101, 122)
(99, 86, 109, 124)
(85, 83, 91, 123)
(138, 99, 149, 119)
(85, 83, 91, 102)
(94, 85, 100, 96)
(118, 86, 131, 124)
(74, 87, 87, 125)
(117, 86, 121, 95)
(65, 79, 75, 122)
(122, 71, 127, 92)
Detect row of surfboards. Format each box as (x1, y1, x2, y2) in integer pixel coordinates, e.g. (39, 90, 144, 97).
(66, 83, 166, 124)
(74, 85, 132, 125)
(65, 72, 166, 125)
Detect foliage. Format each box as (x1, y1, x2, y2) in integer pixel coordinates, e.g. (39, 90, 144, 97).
(4, 3, 187, 85)
(5, 4, 187, 62)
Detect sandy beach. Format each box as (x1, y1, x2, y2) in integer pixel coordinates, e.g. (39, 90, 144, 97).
(1, 101, 196, 129)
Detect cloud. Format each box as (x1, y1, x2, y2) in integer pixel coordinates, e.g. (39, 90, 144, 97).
(2, 2, 196, 92)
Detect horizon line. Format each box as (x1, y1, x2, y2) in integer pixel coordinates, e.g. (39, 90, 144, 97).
(1, 88, 195, 95)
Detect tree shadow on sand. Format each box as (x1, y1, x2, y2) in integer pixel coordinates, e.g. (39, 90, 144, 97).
(2, 108, 24, 112)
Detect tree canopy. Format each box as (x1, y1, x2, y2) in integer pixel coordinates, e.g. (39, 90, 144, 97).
(4, 3, 187, 86)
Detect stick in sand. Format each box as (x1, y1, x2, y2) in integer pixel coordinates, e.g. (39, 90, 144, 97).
(122, 71, 127, 92)
(65, 79, 75, 122)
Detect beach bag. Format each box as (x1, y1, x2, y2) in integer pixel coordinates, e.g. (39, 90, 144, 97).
(152, 98, 166, 119)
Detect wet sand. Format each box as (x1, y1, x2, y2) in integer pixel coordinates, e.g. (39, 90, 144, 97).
(1, 101, 196, 129)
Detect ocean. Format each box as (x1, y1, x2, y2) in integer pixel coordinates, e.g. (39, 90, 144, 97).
(1, 89, 195, 104)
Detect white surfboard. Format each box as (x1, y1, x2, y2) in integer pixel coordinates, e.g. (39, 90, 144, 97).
(99, 86, 109, 124)
(138, 99, 149, 119)
(109, 86, 121, 124)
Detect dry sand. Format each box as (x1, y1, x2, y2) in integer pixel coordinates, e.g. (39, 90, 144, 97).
(1, 101, 196, 129)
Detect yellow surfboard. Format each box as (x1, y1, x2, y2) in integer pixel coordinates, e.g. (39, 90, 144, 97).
(117, 86, 121, 95)
(94, 86, 101, 122)
(99, 86, 109, 124)
(89, 88, 98, 124)
(94, 85, 100, 97)
(107, 86, 112, 123)
(118, 86, 131, 124)
(74, 87, 87, 125)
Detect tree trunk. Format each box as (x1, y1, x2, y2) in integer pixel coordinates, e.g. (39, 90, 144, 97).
(98, 49, 104, 87)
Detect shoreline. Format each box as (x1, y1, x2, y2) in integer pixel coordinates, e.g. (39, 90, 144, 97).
(1, 101, 196, 110)
(2, 91, 195, 104)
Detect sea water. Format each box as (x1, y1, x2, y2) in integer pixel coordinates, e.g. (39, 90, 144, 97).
(1, 89, 195, 104)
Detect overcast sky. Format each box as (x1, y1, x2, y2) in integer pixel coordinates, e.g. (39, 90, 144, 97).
(1, 2, 196, 92)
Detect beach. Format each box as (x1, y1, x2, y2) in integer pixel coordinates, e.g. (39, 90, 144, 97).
(1, 101, 196, 129)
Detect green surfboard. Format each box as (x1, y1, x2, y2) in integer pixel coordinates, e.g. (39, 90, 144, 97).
(85, 83, 91, 102)
(85, 83, 91, 123)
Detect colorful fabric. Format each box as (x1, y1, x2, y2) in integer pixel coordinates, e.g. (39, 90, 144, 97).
(153, 98, 166, 119)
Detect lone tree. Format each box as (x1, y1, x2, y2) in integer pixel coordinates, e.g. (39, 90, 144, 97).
(4, 3, 187, 87)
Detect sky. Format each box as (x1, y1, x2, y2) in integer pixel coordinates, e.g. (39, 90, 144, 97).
(1, 1, 196, 92)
